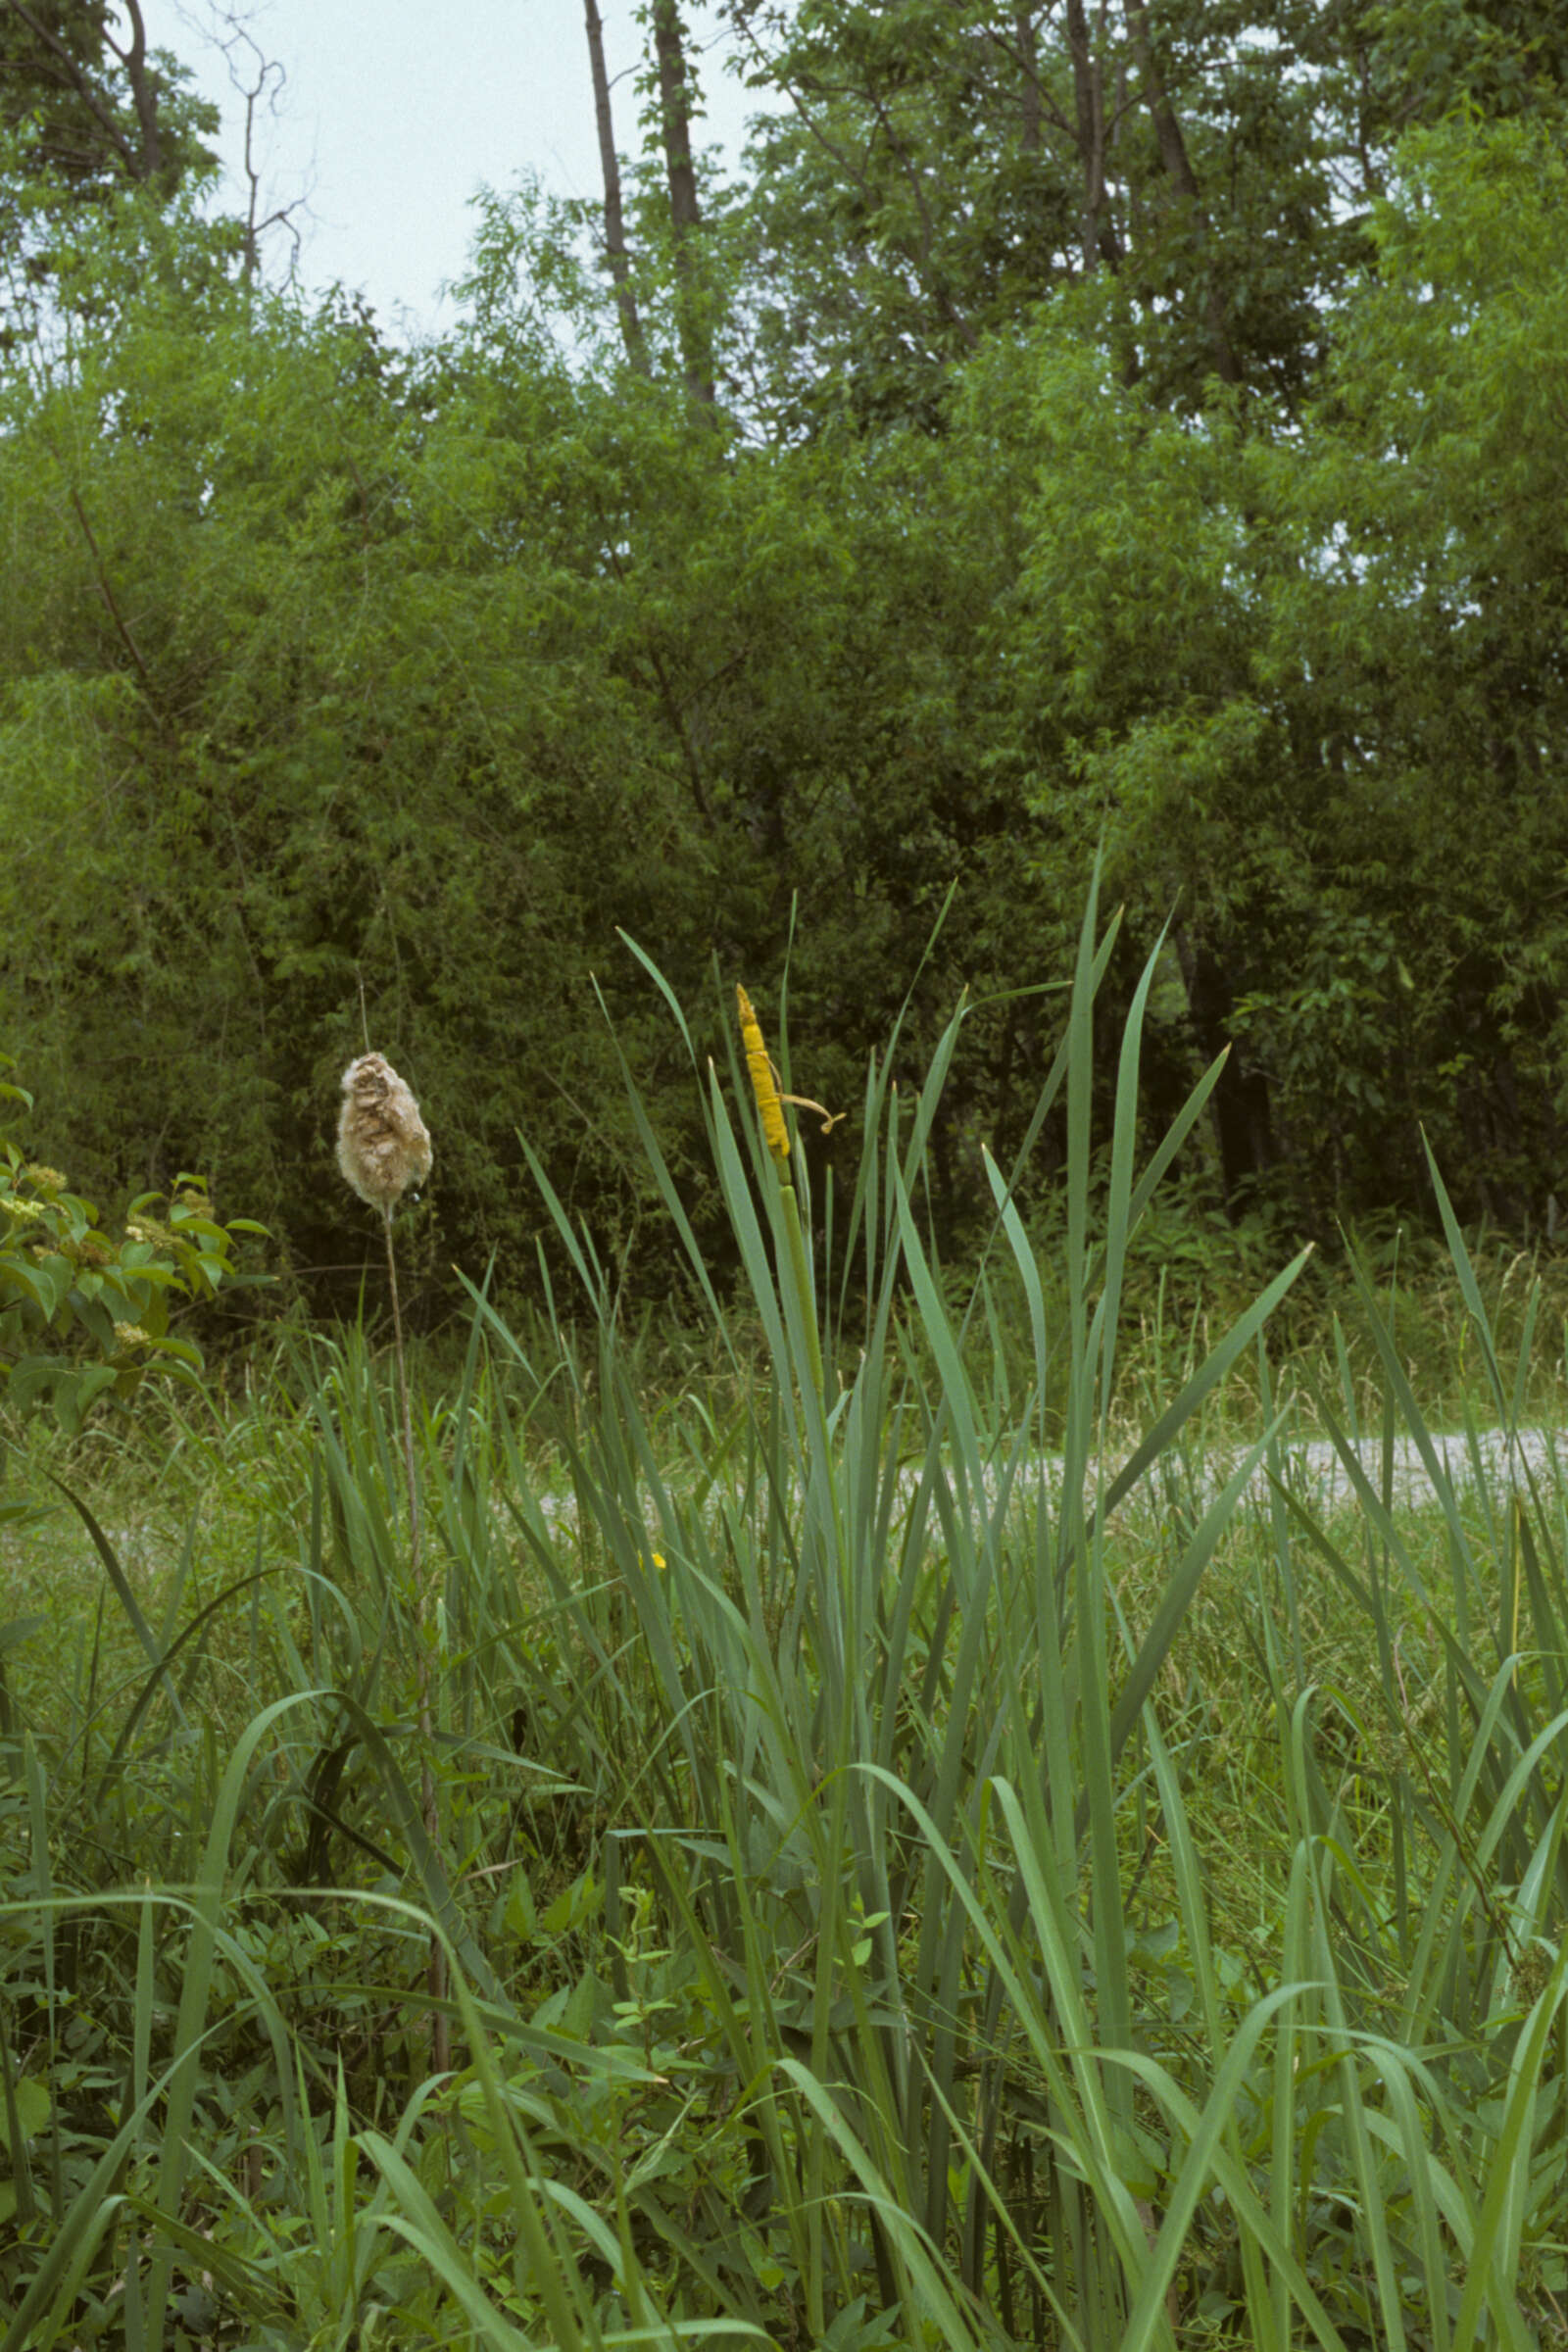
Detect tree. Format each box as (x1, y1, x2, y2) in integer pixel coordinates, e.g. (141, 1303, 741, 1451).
(7, 1, 1568, 1318)
(0, 0, 219, 346)
(583, 0, 652, 371)
(724, 0, 1567, 433)
(0, 1, 215, 208)
(649, 0, 717, 407)
(972, 107, 1568, 1228)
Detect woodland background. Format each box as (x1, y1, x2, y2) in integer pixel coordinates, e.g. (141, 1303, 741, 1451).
(4, 0, 1568, 1320)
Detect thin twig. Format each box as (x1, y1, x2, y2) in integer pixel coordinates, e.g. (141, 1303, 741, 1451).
(69, 488, 157, 696)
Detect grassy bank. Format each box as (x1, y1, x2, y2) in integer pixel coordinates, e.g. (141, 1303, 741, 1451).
(2, 893, 1567, 2350)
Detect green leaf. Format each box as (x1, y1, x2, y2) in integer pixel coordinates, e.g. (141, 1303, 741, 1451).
(0, 2074, 49, 2151)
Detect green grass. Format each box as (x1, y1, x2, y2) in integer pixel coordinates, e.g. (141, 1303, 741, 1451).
(3, 886, 1568, 2348)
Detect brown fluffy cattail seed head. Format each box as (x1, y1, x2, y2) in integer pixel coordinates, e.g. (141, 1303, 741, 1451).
(337, 1054, 432, 1211)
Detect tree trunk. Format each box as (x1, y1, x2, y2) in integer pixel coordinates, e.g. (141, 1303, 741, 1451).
(1173, 926, 1274, 1208)
(114, 1, 164, 183)
(1064, 0, 1111, 275)
(1015, 7, 1041, 160)
(650, 0, 716, 411)
(583, 0, 651, 374)
(2, 0, 160, 181)
(1121, 0, 1243, 386)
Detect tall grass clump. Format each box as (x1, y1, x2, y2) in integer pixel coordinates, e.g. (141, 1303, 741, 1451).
(5, 876, 1568, 2346)
(467, 878, 1324, 2347)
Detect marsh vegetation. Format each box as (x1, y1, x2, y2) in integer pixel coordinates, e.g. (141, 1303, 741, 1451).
(4, 906, 1568, 2350)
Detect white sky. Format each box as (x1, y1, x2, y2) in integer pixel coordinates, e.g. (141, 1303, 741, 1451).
(149, 1, 775, 335)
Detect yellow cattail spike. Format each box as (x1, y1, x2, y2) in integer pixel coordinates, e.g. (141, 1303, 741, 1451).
(736, 984, 790, 1165)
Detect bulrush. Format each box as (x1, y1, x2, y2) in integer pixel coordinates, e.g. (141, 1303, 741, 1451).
(736, 985, 790, 1167)
(336, 1053, 432, 1211)
(336, 1044, 448, 2071)
(734, 980, 828, 1406)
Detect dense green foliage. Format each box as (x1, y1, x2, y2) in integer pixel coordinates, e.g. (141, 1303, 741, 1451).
(6, 13, 1568, 2337)
(3, 907, 1568, 2347)
(0, 1054, 260, 1433)
(2, 1, 1567, 1312)
(0, 0, 218, 337)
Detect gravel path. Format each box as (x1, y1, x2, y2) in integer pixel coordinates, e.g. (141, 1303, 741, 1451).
(16, 1419, 1560, 1576)
(1190, 1422, 1566, 1516)
(507, 1420, 1568, 1544)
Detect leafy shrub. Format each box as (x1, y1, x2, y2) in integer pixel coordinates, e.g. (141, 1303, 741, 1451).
(0, 1056, 262, 1434)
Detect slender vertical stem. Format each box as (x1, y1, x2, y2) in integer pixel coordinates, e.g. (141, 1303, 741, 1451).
(382, 1204, 450, 2075)
(779, 1180, 825, 1403)
(383, 1205, 419, 1598)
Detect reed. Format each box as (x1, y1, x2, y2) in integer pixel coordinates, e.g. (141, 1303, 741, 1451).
(5, 896, 1567, 2344)
(337, 1050, 449, 2075)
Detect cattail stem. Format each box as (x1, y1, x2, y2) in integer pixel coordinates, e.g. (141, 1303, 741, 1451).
(382, 1204, 420, 1595)
(779, 1178, 825, 1404)
(381, 1204, 451, 2078)
(733, 987, 847, 1657)
(336, 1050, 446, 2074)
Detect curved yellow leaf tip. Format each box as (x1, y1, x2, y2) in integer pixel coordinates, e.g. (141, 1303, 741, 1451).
(736, 984, 790, 1165)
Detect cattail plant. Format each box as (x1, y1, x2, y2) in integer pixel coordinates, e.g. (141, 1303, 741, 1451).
(337, 1053, 431, 1582)
(336, 1052, 432, 1215)
(336, 1051, 449, 2071)
(736, 984, 826, 1402)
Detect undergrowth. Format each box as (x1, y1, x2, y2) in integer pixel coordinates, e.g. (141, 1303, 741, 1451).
(2, 886, 1567, 2350)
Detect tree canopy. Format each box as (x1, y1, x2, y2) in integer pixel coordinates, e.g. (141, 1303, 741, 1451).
(2, 0, 1567, 1319)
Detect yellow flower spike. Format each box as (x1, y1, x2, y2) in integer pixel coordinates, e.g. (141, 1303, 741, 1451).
(736, 984, 791, 1166)
(735, 980, 834, 1414)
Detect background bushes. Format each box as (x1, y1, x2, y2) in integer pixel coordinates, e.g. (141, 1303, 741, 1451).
(5, 74, 1568, 1320)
